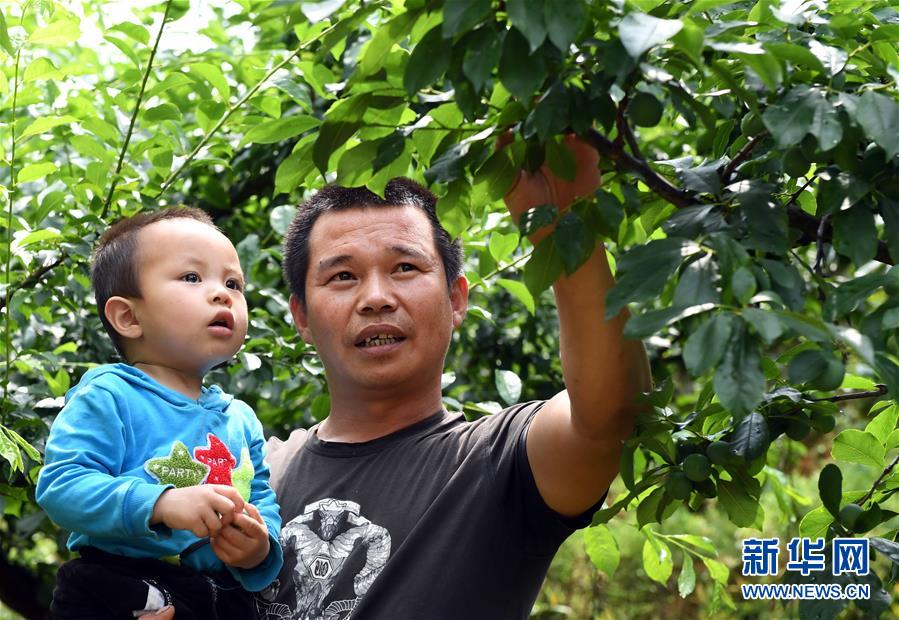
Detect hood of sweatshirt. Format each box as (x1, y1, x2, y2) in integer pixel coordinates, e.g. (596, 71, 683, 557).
(65, 363, 233, 413)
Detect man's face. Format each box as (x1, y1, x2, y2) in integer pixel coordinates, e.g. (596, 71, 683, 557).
(290, 206, 467, 396)
(124, 218, 248, 376)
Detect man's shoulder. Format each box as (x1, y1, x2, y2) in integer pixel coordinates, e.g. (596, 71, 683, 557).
(266, 427, 311, 490)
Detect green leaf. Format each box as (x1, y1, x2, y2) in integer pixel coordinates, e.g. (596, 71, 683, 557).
(404, 25, 452, 94)
(554, 211, 593, 274)
(497, 278, 535, 315)
(274, 144, 316, 195)
(799, 506, 833, 539)
(833, 203, 877, 266)
(462, 25, 504, 90)
(730, 412, 770, 460)
(507, 0, 546, 52)
(108, 21, 150, 44)
(442, 0, 491, 38)
(0, 10, 14, 56)
(678, 555, 696, 598)
(855, 91, 899, 158)
(832, 429, 885, 469)
(762, 89, 815, 147)
(17, 162, 57, 183)
(474, 148, 518, 201)
(544, 0, 584, 51)
(17, 115, 79, 141)
(832, 272, 891, 316)
(618, 12, 683, 59)
(269, 205, 297, 237)
(713, 326, 765, 417)
(0, 427, 22, 472)
(605, 238, 687, 318)
(23, 57, 63, 82)
(788, 349, 830, 385)
(240, 115, 319, 147)
(818, 463, 842, 518)
(523, 235, 563, 296)
(701, 557, 729, 585)
(495, 369, 522, 405)
(684, 312, 736, 376)
(583, 525, 620, 578)
(740, 309, 784, 345)
(673, 255, 718, 307)
(143, 103, 181, 122)
(717, 478, 761, 527)
(359, 11, 416, 76)
(808, 92, 843, 151)
(623, 303, 715, 339)
(28, 19, 80, 46)
(866, 404, 899, 445)
(190, 63, 231, 101)
(642, 533, 673, 584)
(488, 232, 519, 263)
(312, 121, 360, 175)
(499, 28, 546, 101)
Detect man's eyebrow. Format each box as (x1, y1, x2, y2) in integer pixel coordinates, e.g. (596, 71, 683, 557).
(317, 255, 352, 272)
(389, 245, 433, 262)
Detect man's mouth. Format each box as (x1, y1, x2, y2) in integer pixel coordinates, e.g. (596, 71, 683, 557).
(356, 334, 405, 348)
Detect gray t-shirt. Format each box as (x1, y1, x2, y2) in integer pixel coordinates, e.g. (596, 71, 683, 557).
(256, 401, 601, 620)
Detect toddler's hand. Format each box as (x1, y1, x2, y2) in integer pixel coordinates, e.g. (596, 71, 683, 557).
(151, 485, 245, 537)
(210, 503, 270, 569)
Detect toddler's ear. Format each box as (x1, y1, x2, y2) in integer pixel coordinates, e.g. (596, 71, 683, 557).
(105, 296, 142, 340)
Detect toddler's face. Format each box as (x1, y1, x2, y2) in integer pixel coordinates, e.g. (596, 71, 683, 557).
(129, 218, 249, 376)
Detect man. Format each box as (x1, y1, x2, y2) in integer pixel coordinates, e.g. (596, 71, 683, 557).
(260, 136, 651, 619)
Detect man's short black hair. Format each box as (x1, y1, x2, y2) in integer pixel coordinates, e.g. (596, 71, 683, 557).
(91, 207, 215, 359)
(282, 177, 463, 307)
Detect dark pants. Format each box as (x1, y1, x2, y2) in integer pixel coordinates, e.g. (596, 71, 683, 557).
(51, 547, 255, 620)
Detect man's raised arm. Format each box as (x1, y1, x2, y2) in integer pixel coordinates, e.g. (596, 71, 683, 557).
(503, 135, 652, 517)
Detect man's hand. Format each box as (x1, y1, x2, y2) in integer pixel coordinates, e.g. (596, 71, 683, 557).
(210, 503, 271, 570)
(503, 134, 601, 240)
(150, 485, 245, 537)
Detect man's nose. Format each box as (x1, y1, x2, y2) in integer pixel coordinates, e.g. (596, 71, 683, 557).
(357, 274, 396, 313)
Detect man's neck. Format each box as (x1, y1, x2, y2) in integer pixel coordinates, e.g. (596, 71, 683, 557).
(317, 386, 444, 443)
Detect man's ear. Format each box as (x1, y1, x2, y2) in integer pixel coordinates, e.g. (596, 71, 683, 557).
(104, 296, 142, 341)
(450, 275, 469, 329)
(289, 294, 315, 345)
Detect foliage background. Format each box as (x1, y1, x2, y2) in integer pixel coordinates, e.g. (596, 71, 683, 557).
(2, 0, 899, 617)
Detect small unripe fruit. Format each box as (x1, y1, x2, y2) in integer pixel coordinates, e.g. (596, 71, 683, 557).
(666, 471, 693, 500)
(839, 503, 863, 530)
(706, 441, 733, 465)
(628, 92, 664, 128)
(814, 414, 836, 434)
(683, 453, 712, 482)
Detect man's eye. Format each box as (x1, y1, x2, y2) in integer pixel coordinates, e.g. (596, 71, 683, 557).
(332, 272, 354, 281)
(397, 263, 417, 273)
(226, 278, 243, 291)
(182, 273, 201, 283)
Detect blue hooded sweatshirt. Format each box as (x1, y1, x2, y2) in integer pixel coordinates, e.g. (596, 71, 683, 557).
(36, 363, 283, 591)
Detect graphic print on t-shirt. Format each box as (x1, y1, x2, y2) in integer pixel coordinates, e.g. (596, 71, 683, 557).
(266, 498, 391, 620)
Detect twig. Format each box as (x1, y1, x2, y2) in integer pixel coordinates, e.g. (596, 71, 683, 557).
(813, 213, 832, 275)
(616, 97, 645, 162)
(858, 452, 899, 506)
(0, 255, 67, 312)
(808, 384, 888, 403)
(3, 49, 21, 415)
(101, 0, 174, 218)
(159, 18, 345, 196)
(469, 250, 534, 291)
(720, 133, 767, 183)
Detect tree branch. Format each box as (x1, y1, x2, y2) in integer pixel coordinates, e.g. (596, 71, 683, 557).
(584, 128, 695, 208)
(808, 384, 887, 403)
(0, 255, 67, 312)
(859, 452, 899, 507)
(101, 0, 174, 219)
(720, 132, 768, 183)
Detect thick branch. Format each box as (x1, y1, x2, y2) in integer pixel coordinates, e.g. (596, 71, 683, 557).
(584, 128, 695, 207)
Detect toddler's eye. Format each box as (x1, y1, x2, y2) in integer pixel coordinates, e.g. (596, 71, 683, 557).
(226, 278, 243, 291)
(182, 273, 200, 283)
